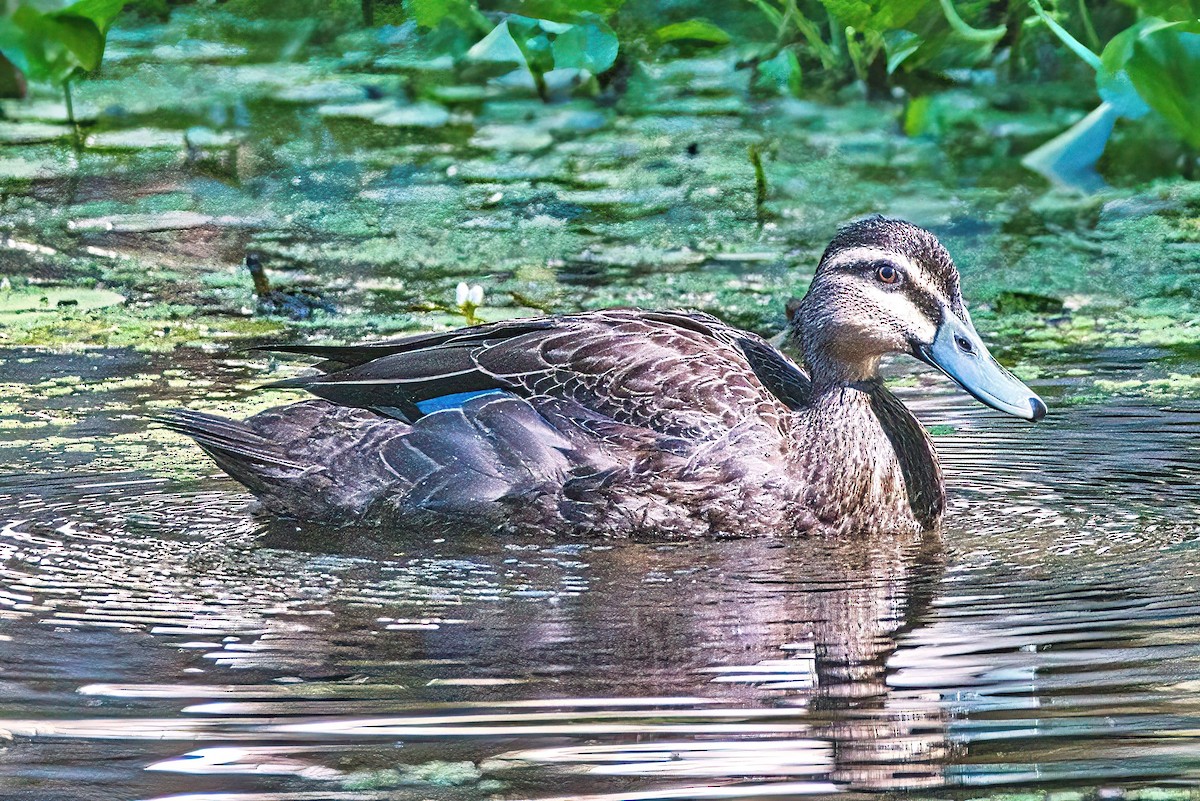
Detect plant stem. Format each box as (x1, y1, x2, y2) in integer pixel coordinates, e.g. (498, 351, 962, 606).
(1006, 0, 1025, 81)
(939, 0, 1006, 42)
(1028, 0, 1101, 70)
(1076, 0, 1101, 53)
(63, 80, 81, 152)
(784, 0, 839, 70)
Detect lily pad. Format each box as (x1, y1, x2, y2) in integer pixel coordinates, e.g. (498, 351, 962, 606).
(316, 100, 396, 120)
(0, 121, 73, 144)
(0, 287, 126, 315)
(373, 102, 451, 128)
(0, 156, 69, 180)
(85, 127, 186, 150)
(68, 211, 267, 232)
(273, 81, 370, 105)
(470, 124, 554, 152)
(149, 40, 248, 63)
(0, 99, 98, 123)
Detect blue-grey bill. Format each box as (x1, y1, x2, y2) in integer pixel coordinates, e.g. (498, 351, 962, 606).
(917, 312, 1047, 421)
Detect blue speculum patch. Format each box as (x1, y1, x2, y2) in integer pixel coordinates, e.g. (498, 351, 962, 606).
(415, 390, 509, 415)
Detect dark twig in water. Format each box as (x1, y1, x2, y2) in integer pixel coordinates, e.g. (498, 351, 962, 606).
(749, 143, 769, 228)
(246, 254, 272, 298)
(508, 291, 555, 314)
(246, 254, 334, 320)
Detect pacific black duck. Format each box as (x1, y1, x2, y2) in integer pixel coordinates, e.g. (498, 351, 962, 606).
(167, 218, 1045, 538)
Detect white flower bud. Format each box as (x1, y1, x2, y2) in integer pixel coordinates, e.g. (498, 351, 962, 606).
(455, 282, 470, 307)
(468, 284, 484, 307)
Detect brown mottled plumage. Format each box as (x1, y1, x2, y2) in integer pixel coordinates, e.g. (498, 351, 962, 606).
(164, 218, 1044, 539)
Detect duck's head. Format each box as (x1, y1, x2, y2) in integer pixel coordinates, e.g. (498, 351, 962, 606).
(794, 217, 1046, 421)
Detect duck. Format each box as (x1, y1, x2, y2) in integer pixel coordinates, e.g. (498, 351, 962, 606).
(166, 218, 1046, 539)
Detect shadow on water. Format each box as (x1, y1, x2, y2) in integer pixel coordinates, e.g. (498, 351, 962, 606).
(2, 363, 1200, 799)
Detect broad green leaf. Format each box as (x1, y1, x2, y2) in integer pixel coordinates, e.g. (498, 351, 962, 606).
(550, 16, 618, 73)
(40, 15, 105, 71)
(816, 0, 930, 32)
(0, 0, 128, 86)
(1116, 0, 1200, 22)
(9, 6, 86, 84)
(1097, 21, 1153, 118)
(884, 28, 922, 72)
(903, 95, 932, 136)
(404, 0, 485, 31)
(1124, 23, 1200, 147)
(755, 48, 801, 95)
(0, 17, 34, 76)
(54, 0, 128, 34)
(466, 19, 528, 67)
(1021, 102, 1117, 193)
(655, 19, 732, 45)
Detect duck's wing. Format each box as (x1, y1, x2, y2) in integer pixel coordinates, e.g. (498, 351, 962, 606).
(161, 394, 683, 532)
(261, 309, 810, 439)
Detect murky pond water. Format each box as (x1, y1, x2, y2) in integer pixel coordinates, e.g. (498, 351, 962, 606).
(3, 12, 1200, 800)
(3, 348, 1200, 801)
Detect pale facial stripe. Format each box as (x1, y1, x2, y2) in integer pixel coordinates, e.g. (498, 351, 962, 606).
(822, 245, 950, 344)
(820, 246, 947, 306)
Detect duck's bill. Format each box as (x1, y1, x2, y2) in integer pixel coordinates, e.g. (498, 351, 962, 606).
(915, 312, 1047, 421)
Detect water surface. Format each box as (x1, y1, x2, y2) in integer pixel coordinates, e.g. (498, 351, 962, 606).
(3, 349, 1200, 801)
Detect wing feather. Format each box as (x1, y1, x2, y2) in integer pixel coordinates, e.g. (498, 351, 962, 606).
(263, 309, 809, 438)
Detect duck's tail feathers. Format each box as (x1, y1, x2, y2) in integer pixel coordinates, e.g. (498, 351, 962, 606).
(158, 410, 309, 472)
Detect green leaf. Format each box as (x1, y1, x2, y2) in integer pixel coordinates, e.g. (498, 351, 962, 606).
(1097, 20, 1154, 118)
(550, 16, 618, 73)
(755, 48, 801, 96)
(1116, 0, 1200, 22)
(655, 19, 732, 45)
(1124, 22, 1200, 148)
(404, 0, 485, 31)
(466, 19, 529, 68)
(1021, 102, 1117, 193)
(816, 0, 930, 33)
(40, 15, 105, 71)
(883, 29, 922, 72)
(8, 6, 88, 84)
(54, 0, 128, 34)
(0, 0, 128, 86)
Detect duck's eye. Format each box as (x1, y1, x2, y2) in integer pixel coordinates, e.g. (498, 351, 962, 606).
(875, 263, 901, 285)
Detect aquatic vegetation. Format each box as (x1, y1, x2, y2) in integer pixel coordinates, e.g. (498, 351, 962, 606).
(455, 280, 485, 324)
(1023, 7, 1200, 189)
(0, 0, 129, 143)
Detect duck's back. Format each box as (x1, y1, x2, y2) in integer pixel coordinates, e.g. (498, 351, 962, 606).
(165, 310, 814, 537)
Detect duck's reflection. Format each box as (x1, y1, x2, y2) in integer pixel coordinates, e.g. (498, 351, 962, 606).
(260, 522, 949, 791)
(1, 486, 948, 796)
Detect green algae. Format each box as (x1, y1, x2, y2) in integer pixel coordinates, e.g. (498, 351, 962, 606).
(0, 10, 1198, 416)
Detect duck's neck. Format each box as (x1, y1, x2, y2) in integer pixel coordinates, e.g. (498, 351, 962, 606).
(789, 380, 944, 534)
